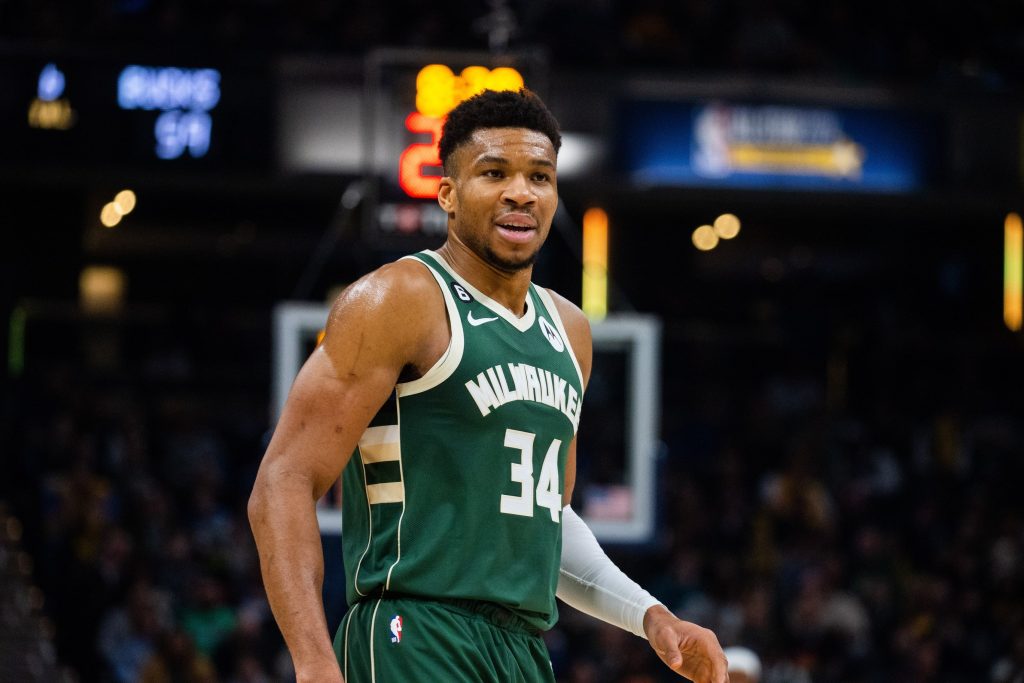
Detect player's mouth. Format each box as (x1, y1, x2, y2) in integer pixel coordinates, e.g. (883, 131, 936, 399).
(495, 214, 537, 244)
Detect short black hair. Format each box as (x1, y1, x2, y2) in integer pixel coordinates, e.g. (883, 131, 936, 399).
(438, 88, 561, 174)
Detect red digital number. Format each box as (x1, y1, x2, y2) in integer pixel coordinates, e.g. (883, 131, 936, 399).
(398, 112, 444, 199)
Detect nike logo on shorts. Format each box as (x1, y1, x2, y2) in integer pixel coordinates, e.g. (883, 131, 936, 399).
(467, 311, 499, 326)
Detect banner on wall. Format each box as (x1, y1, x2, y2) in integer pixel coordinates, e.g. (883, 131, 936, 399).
(617, 100, 940, 192)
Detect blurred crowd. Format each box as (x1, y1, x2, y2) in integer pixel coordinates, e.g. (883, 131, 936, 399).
(7, 364, 273, 682)
(5, 305, 1023, 683)
(1, 0, 1021, 87)
(560, 319, 1024, 682)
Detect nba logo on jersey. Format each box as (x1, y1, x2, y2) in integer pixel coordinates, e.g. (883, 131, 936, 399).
(389, 615, 403, 644)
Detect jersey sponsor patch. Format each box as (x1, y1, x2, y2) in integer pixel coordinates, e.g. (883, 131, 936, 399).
(451, 281, 473, 302)
(538, 317, 565, 352)
(389, 614, 403, 643)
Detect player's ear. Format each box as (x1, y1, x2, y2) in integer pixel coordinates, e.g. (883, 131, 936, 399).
(437, 177, 456, 214)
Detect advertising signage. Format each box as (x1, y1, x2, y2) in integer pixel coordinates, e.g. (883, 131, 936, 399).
(2, 55, 272, 172)
(617, 100, 941, 192)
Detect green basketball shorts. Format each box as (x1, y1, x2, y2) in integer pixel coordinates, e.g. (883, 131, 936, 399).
(333, 595, 555, 683)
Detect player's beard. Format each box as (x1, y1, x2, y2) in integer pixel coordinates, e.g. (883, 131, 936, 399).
(482, 241, 540, 273)
(459, 227, 541, 273)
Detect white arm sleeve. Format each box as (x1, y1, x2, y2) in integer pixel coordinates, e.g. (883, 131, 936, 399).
(557, 505, 662, 639)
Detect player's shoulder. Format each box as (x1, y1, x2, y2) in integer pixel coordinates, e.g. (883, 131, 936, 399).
(541, 287, 591, 339)
(326, 256, 442, 329)
(541, 287, 592, 382)
(318, 256, 446, 368)
(363, 255, 439, 294)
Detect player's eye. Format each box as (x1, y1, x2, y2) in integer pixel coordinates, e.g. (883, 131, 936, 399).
(483, 169, 504, 178)
(532, 172, 550, 182)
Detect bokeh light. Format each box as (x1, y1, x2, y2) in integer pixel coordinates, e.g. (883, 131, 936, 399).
(692, 225, 719, 251)
(100, 202, 122, 228)
(113, 189, 136, 215)
(713, 213, 741, 239)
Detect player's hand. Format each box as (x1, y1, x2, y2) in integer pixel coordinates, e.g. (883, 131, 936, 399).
(643, 604, 729, 683)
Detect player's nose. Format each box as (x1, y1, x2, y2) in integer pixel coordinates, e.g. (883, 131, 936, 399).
(501, 173, 536, 205)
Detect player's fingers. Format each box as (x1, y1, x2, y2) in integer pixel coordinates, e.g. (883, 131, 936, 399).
(713, 652, 730, 683)
(687, 626, 727, 683)
(702, 630, 729, 683)
(678, 627, 727, 683)
(652, 625, 685, 671)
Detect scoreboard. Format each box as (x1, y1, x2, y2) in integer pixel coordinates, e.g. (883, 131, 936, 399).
(362, 49, 547, 248)
(1, 53, 273, 173)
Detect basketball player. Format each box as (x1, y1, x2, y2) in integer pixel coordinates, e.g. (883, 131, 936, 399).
(248, 89, 728, 683)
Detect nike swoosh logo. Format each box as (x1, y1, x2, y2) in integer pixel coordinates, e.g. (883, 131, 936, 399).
(467, 311, 499, 326)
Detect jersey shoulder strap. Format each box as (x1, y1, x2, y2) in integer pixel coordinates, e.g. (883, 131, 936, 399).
(530, 284, 585, 390)
(394, 252, 465, 398)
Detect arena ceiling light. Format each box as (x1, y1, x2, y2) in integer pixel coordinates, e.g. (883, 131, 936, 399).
(1005, 212, 1022, 332)
(582, 208, 609, 320)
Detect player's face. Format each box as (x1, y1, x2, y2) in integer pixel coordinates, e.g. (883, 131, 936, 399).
(438, 127, 558, 273)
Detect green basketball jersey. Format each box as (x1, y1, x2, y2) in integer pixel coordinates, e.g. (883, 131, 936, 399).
(340, 250, 585, 632)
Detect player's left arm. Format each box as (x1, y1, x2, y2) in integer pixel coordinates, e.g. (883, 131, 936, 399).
(547, 290, 729, 683)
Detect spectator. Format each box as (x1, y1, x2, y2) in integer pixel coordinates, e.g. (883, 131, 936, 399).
(97, 580, 173, 683)
(139, 628, 217, 683)
(724, 645, 762, 683)
(180, 574, 237, 659)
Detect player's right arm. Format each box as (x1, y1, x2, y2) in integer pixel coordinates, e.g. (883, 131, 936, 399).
(247, 260, 446, 683)
(550, 291, 727, 683)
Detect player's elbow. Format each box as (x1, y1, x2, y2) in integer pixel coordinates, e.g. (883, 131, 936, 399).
(247, 458, 317, 532)
(247, 477, 267, 532)
(248, 465, 278, 533)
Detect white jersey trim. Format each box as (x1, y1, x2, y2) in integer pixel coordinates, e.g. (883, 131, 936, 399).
(351, 454, 375, 596)
(426, 249, 538, 333)
(343, 602, 358, 680)
(366, 482, 404, 504)
(369, 598, 383, 683)
(384, 397, 407, 591)
(395, 255, 465, 398)
(534, 287, 585, 390)
(354, 415, 407, 591)
(358, 425, 401, 463)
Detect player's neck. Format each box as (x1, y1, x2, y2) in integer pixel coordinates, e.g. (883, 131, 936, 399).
(436, 240, 533, 317)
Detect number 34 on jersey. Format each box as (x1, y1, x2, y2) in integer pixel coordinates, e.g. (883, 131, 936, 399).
(500, 428, 562, 523)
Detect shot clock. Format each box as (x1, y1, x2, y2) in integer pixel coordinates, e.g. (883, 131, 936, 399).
(362, 49, 546, 248)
